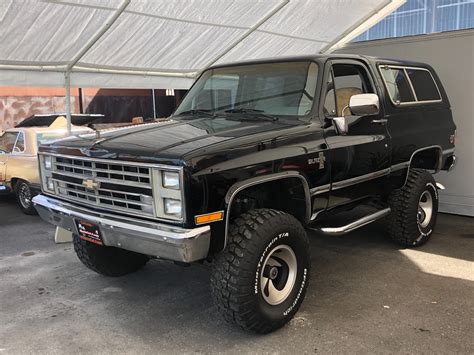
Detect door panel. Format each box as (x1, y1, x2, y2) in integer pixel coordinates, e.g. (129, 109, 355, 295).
(322, 60, 391, 208)
(0, 155, 7, 188)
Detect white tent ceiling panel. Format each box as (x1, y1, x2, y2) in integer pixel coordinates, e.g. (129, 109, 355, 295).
(80, 13, 247, 71)
(0, 0, 405, 88)
(0, 0, 113, 64)
(125, 0, 280, 28)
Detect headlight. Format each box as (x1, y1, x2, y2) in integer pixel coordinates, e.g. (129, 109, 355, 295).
(162, 171, 180, 189)
(164, 198, 182, 218)
(44, 155, 52, 170)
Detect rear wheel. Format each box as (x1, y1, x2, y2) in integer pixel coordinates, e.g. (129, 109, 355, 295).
(388, 169, 438, 247)
(211, 209, 310, 333)
(73, 234, 149, 277)
(15, 180, 37, 215)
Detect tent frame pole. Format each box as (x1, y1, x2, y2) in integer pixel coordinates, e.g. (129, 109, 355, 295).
(65, 71, 72, 135)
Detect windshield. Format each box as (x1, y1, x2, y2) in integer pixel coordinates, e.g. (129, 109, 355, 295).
(174, 61, 319, 119)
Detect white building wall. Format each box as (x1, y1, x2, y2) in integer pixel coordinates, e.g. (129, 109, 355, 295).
(338, 29, 474, 216)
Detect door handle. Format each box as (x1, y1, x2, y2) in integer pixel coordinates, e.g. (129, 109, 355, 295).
(371, 119, 388, 124)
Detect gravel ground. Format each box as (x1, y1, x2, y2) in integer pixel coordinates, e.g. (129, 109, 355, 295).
(0, 194, 473, 354)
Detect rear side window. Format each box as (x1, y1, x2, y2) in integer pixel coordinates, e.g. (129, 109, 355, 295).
(379, 65, 442, 105)
(380, 67, 415, 103)
(406, 68, 441, 101)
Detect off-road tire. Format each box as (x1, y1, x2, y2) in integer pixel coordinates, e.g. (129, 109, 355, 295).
(15, 180, 37, 215)
(73, 234, 149, 276)
(388, 168, 438, 247)
(211, 209, 310, 334)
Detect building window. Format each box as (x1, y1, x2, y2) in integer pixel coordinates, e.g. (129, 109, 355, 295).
(354, 0, 474, 42)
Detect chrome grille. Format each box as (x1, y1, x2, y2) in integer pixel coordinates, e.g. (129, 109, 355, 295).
(51, 156, 155, 217)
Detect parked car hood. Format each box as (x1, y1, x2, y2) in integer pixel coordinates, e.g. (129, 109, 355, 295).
(41, 116, 311, 167)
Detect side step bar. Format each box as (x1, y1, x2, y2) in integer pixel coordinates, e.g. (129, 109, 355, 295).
(311, 208, 391, 236)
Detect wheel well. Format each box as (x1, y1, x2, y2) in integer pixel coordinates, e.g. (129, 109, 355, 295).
(410, 147, 442, 172)
(227, 176, 310, 225)
(11, 177, 19, 190)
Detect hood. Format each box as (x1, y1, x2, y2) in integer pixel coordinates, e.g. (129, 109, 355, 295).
(41, 116, 305, 165)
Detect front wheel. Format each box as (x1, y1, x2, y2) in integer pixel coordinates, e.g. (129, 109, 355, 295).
(73, 234, 149, 277)
(210, 209, 310, 334)
(15, 180, 37, 215)
(388, 169, 439, 247)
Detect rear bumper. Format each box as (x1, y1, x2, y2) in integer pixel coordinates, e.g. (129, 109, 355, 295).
(32, 194, 211, 262)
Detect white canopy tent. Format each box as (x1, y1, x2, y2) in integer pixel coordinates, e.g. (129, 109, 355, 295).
(0, 0, 404, 131)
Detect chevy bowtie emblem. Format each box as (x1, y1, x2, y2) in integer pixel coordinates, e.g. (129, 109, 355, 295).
(82, 178, 100, 190)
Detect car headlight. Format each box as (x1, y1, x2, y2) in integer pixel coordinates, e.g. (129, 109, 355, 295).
(44, 155, 52, 170)
(162, 171, 180, 189)
(164, 198, 182, 218)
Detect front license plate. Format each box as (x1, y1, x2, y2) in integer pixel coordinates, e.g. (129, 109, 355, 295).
(75, 220, 103, 245)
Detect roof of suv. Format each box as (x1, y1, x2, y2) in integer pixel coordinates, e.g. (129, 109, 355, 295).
(213, 54, 431, 70)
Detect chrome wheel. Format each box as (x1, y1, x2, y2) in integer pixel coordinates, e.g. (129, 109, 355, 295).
(260, 244, 297, 305)
(18, 183, 32, 209)
(417, 190, 433, 228)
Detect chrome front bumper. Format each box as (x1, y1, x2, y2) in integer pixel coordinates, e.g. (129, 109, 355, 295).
(33, 194, 211, 262)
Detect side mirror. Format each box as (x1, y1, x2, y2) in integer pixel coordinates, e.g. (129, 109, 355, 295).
(349, 93, 380, 116)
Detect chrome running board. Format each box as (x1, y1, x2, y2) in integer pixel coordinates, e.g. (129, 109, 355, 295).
(311, 208, 391, 236)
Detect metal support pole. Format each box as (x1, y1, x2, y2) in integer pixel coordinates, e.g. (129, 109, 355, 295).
(152, 89, 157, 118)
(65, 71, 72, 135)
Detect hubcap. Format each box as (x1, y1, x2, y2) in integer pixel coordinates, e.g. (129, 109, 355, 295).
(260, 244, 297, 305)
(418, 190, 433, 228)
(19, 184, 32, 209)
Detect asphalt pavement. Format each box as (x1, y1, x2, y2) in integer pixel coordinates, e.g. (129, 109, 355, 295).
(1, 194, 473, 354)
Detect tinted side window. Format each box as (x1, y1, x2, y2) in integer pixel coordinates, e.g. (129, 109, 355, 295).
(406, 69, 441, 101)
(380, 67, 415, 103)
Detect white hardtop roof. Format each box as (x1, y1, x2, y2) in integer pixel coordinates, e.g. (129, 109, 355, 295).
(0, 0, 405, 89)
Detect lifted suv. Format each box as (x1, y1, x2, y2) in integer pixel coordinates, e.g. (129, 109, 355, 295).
(34, 55, 456, 333)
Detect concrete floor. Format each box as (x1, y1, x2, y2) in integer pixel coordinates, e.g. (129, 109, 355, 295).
(0, 194, 473, 354)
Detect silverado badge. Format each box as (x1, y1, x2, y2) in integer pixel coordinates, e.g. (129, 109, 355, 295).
(308, 152, 326, 169)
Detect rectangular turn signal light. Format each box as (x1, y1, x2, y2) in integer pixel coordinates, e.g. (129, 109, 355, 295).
(195, 211, 224, 225)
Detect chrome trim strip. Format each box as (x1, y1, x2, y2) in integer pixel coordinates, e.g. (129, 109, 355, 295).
(331, 168, 390, 191)
(310, 184, 331, 195)
(224, 171, 311, 249)
(390, 161, 410, 171)
(442, 148, 455, 155)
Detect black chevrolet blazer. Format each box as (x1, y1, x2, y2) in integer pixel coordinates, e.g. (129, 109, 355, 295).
(34, 54, 456, 333)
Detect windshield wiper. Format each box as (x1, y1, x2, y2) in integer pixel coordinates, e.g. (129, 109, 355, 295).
(222, 108, 279, 121)
(175, 109, 215, 117)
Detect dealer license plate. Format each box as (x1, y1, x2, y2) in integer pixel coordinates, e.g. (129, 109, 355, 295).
(75, 220, 103, 245)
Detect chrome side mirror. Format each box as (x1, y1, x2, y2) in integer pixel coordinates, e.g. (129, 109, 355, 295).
(349, 93, 380, 116)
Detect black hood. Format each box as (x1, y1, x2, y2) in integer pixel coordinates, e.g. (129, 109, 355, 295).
(42, 116, 306, 166)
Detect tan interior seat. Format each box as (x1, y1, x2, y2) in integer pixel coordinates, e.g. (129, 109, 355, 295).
(336, 87, 362, 116)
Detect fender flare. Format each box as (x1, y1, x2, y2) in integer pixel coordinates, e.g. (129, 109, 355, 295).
(223, 171, 311, 249)
(403, 145, 443, 186)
